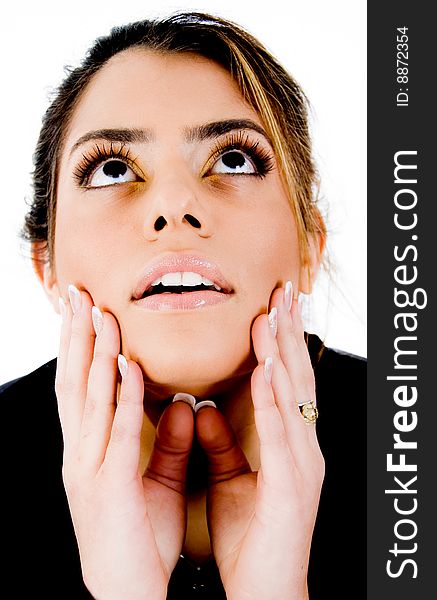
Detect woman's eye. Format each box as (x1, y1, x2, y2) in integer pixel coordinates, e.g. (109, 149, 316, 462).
(210, 150, 256, 175)
(88, 159, 140, 187)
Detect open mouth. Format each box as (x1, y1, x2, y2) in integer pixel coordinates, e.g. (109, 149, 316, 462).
(132, 256, 234, 306)
(137, 271, 230, 300)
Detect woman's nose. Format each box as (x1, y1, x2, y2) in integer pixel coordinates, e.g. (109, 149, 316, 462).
(142, 176, 212, 241)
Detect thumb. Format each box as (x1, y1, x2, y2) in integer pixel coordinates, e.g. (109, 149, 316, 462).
(144, 396, 195, 494)
(195, 402, 251, 485)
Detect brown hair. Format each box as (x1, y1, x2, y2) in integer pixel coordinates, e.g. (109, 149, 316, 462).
(22, 11, 325, 274)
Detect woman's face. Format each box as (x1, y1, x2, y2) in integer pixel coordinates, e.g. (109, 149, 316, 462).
(51, 50, 305, 399)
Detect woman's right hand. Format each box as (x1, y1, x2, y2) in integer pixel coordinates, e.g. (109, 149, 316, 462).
(56, 286, 194, 600)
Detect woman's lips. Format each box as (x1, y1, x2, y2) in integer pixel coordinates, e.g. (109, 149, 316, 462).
(132, 253, 233, 311)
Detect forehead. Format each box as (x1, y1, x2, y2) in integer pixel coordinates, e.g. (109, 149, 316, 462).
(65, 50, 260, 143)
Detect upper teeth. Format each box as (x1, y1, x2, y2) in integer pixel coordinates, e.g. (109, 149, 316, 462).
(151, 272, 222, 290)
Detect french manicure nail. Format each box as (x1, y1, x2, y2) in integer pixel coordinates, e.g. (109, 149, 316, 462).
(68, 284, 82, 314)
(264, 356, 273, 384)
(298, 293, 304, 315)
(284, 281, 293, 312)
(58, 297, 66, 322)
(268, 307, 278, 338)
(194, 400, 217, 413)
(91, 306, 103, 337)
(117, 354, 128, 378)
(172, 392, 196, 410)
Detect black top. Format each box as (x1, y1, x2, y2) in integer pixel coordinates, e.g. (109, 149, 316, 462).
(2, 335, 366, 599)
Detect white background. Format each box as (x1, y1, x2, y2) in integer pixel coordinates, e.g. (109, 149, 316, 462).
(0, 0, 366, 384)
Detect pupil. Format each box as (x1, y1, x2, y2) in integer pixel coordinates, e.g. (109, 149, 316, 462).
(223, 151, 245, 169)
(103, 160, 128, 178)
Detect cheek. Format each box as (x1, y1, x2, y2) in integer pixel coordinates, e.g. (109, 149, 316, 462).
(54, 201, 127, 297)
(235, 206, 300, 297)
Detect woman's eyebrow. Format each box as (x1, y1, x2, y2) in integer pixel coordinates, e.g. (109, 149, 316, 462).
(184, 119, 272, 145)
(69, 127, 152, 157)
(69, 119, 272, 158)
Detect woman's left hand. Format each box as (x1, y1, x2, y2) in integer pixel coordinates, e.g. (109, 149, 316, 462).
(196, 284, 325, 600)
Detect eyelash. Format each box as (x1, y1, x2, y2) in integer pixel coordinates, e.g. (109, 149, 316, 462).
(207, 131, 274, 178)
(73, 142, 137, 187)
(73, 132, 275, 188)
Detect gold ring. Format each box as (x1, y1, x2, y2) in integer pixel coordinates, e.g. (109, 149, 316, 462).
(298, 400, 318, 424)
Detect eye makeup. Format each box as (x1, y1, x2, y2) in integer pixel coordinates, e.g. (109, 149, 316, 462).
(72, 129, 275, 189)
(72, 142, 141, 188)
(204, 131, 275, 179)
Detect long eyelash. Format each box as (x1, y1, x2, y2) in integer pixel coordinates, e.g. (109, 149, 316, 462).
(208, 131, 275, 178)
(73, 142, 135, 187)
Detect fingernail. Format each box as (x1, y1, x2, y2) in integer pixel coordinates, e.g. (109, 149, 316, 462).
(68, 284, 82, 314)
(194, 400, 217, 413)
(58, 297, 66, 322)
(117, 354, 128, 378)
(172, 392, 196, 410)
(91, 306, 103, 337)
(264, 356, 273, 384)
(267, 307, 277, 338)
(298, 293, 304, 316)
(284, 281, 293, 312)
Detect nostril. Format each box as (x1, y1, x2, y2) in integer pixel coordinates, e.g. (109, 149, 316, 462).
(154, 216, 167, 231)
(153, 213, 201, 231)
(184, 214, 201, 228)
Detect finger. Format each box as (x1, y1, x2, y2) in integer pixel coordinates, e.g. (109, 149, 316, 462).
(252, 311, 302, 425)
(59, 286, 96, 451)
(103, 358, 145, 479)
(144, 399, 195, 494)
(78, 308, 120, 473)
(250, 362, 296, 490)
(55, 296, 72, 394)
(269, 286, 315, 403)
(264, 286, 319, 440)
(55, 297, 73, 438)
(251, 311, 318, 469)
(275, 288, 319, 448)
(195, 403, 251, 485)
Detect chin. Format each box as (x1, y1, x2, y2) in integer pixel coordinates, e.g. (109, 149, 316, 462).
(127, 336, 255, 400)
